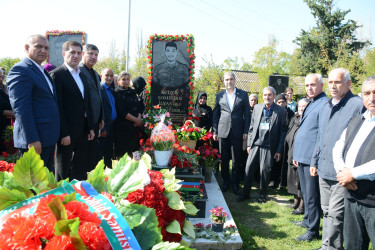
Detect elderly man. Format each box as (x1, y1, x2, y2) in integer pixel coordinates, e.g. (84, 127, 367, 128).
(311, 68, 364, 249)
(79, 44, 104, 171)
(213, 72, 250, 195)
(51, 41, 94, 181)
(99, 68, 116, 168)
(333, 76, 375, 249)
(292, 73, 329, 242)
(7, 35, 60, 170)
(238, 86, 288, 203)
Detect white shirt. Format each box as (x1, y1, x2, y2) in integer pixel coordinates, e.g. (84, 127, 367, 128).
(29, 58, 54, 94)
(65, 62, 84, 98)
(226, 88, 236, 111)
(333, 110, 375, 180)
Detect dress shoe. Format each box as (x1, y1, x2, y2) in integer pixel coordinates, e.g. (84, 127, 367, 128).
(237, 194, 250, 202)
(258, 194, 268, 203)
(290, 220, 307, 228)
(221, 183, 229, 192)
(292, 208, 304, 215)
(232, 185, 239, 195)
(296, 233, 318, 242)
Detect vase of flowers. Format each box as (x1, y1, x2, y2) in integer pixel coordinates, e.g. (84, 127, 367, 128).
(150, 114, 175, 166)
(142, 105, 173, 136)
(209, 206, 229, 232)
(175, 120, 206, 149)
(198, 143, 221, 183)
(170, 142, 200, 173)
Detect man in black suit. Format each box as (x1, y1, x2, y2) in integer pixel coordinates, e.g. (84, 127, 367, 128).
(79, 44, 104, 171)
(51, 41, 94, 181)
(213, 71, 251, 194)
(238, 86, 288, 203)
(99, 68, 117, 168)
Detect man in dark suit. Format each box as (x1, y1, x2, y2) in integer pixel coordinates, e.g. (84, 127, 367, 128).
(99, 68, 117, 168)
(292, 73, 329, 242)
(79, 44, 104, 171)
(213, 71, 251, 194)
(51, 40, 94, 181)
(238, 86, 288, 203)
(7, 34, 60, 170)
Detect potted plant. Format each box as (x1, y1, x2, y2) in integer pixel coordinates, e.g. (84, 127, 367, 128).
(170, 143, 200, 174)
(198, 143, 221, 183)
(175, 120, 206, 149)
(150, 115, 175, 166)
(209, 206, 229, 232)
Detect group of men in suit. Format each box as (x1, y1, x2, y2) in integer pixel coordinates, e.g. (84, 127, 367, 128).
(6, 35, 105, 181)
(213, 70, 375, 249)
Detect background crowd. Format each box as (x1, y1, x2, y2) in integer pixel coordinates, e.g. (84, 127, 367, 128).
(1, 34, 375, 249)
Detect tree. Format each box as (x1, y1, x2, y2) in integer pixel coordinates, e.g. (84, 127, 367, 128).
(294, 0, 370, 76)
(94, 50, 127, 76)
(0, 57, 21, 74)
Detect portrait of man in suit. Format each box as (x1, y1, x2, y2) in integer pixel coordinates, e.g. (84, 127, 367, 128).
(7, 34, 60, 171)
(238, 86, 288, 203)
(51, 40, 94, 181)
(212, 71, 251, 195)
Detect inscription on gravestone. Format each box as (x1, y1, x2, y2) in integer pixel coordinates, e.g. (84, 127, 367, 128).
(48, 34, 84, 67)
(151, 40, 191, 125)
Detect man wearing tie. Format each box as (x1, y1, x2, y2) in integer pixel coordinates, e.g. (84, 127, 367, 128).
(7, 34, 60, 171)
(51, 41, 94, 181)
(213, 71, 251, 194)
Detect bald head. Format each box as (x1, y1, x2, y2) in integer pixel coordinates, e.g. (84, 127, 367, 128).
(101, 68, 114, 86)
(25, 35, 49, 65)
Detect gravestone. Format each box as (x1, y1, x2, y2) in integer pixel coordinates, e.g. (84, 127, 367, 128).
(269, 75, 289, 95)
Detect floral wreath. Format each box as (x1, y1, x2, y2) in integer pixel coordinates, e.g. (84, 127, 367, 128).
(45, 30, 87, 63)
(145, 34, 196, 120)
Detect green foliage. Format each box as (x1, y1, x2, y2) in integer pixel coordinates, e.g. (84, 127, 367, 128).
(49, 195, 68, 221)
(129, 48, 148, 80)
(86, 160, 106, 193)
(118, 203, 155, 229)
(0, 187, 27, 210)
(182, 220, 195, 239)
(152, 242, 194, 250)
(164, 191, 186, 210)
(94, 51, 127, 75)
(166, 220, 181, 234)
(182, 201, 199, 215)
(160, 168, 181, 192)
(294, 0, 370, 76)
(364, 47, 375, 76)
(0, 57, 21, 74)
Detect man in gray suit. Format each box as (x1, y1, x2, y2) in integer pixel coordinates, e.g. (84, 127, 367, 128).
(213, 72, 251, 195)
(238, 86, 288, 203)
(79, 44, 104, 171)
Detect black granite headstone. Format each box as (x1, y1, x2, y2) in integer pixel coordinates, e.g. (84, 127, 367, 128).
(269, 75, 289, 95)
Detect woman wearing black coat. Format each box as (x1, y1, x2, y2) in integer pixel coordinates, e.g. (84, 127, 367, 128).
(113, 72, 143, 158)
(192, 91, 212, 131)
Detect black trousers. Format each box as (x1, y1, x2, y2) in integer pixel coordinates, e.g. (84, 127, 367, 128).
(55, 127, 89, 181)
(298, 162, 320, 237)
(241, 146, 273, 196)
(219, 129, 243, 186)
(87, 122, 101, 172)
(344, 198, 375, 250)
(99, 122, 115, 168)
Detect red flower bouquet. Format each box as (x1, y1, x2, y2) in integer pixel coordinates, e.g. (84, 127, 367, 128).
(170, 143, 200, 172)
(198, 143, 221, 168)
(143, 105, 173, 136)
(175, 120, 207, 141)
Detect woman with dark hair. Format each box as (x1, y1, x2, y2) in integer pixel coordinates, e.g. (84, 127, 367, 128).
(192, 91, 212, 131)
(114, 72, 143, 158)
(132, 76, 147, 112)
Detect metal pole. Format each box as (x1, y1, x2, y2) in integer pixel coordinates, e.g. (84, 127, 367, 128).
(126, 0, 131, 72)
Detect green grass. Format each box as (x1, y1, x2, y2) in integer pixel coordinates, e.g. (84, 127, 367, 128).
(215, 171, 322, 250)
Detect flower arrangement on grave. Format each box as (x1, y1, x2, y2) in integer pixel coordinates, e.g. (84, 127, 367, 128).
(198, 143, 221, 169)
(209, 206, 229, 224)
(0, 193, 110, 249)
(143, 105, 172, 136)
(0, 160, 15, 172)
(0, 148, 196, 249)
(175, 120, 207, 142)
(2, 124, 17, 155)
(170, 143, 200, 173)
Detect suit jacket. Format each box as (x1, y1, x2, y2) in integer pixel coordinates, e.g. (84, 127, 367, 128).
(51, 64, 93, 140)
(100, 83, 114, 132)
(79, 63, 103, 125)
(247, 103, 288, 156)
(6, 57, 60, 148)
(212, 88, 250, 138)
(293, 92, 329, 165)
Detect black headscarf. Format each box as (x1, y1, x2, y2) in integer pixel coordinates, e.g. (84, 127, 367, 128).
(132, 76, 146, 95)
(192, 91, 212, 130)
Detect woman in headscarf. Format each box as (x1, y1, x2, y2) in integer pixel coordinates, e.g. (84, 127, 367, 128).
(284, 98, 309, 214)
(132, 76, 147, 113)
(113, 72, 143, 158)
(192, 91, 212, 131)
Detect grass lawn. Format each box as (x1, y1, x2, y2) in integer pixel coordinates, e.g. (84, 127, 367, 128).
(216, 173, 322, 250)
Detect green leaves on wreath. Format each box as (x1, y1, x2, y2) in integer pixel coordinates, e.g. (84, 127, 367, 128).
(166, 220, 181, 234)
(151, 241, 194, 250)
(86, 160, 106, 193)
(182, 201, 199, 215)
(182, 220, 195, 239)
(164, 191, 185, 210)
(0, 187, 27, 210)
(160, 168, 182, 192)
(119, 203, 162, 250)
